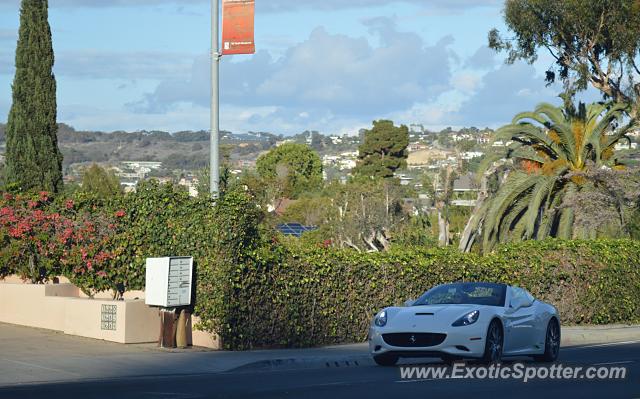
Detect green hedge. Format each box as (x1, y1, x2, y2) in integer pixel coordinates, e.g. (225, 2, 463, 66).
(212, 239, 640, 350)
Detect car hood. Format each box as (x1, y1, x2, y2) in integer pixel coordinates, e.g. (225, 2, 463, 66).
(384, 304, 487, 330)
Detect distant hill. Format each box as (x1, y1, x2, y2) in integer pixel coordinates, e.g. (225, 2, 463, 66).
(0, 123, 291, 171)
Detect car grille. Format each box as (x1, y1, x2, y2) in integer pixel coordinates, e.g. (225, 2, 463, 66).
(382, 333, 446, 347)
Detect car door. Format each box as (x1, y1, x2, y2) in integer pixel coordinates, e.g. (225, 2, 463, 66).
(503, 287, 536, 354)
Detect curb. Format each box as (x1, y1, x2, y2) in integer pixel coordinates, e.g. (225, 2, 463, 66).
(227, 354, 374, 373)
(561, 325, 640, 346)
(226, 325, 640, 373)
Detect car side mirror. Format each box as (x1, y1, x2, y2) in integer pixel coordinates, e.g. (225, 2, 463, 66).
(404, 299, 416, 307)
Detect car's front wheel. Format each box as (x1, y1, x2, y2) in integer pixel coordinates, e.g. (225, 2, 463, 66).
(373, 353, 399, 366)
(481, 319, 503, 364)
(534, 319, 560, 362)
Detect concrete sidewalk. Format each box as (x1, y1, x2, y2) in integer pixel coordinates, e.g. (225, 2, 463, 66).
(0, 322, 638, 387)
(562, 324, 640, 346)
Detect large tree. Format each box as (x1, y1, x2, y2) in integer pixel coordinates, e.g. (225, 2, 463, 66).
(489, 0, 640, 115)
(282, 179, 409, 252)
(353, 120, 409, 179)
(80, 164, 122, 199)
(256, 143, 323, 199)
(460, 102, 636, 252)
(5, 0, 63, 192)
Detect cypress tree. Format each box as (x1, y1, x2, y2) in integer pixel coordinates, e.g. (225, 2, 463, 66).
(5, 0, 63, 193)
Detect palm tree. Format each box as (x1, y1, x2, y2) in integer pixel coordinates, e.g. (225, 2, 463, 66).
(460, 102, 635, 253)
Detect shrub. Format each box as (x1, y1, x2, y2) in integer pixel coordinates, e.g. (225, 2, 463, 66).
(2, 186, 638, 351)
(0, 182, 224, 297)
(208, 239, 640, 350)
(0, 191, 124, 293)
(193, 189, 264, 344)
(0, 191, 64, 282)
(103, 181, 216, 293)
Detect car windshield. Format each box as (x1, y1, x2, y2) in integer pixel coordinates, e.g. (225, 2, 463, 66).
(413, 283, 506, 307)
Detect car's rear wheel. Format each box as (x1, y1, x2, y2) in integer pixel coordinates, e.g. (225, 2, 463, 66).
(534, 319, 560, 362)
(481, 319, 503, 364)
(373, 353, 399, 366)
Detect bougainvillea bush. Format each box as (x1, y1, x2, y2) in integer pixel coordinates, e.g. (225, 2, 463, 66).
(0, 191, 61, 282)
(0, 191, 127, 296)
(0, 181, 225, 298)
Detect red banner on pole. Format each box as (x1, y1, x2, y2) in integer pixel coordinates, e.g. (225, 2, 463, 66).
(222, 0, 255, 55)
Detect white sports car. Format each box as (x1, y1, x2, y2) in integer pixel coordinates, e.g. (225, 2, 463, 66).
(369, 282, 560, 366)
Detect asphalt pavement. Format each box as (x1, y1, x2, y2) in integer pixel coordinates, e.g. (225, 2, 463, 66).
(0, 341, 638, 398)
(0, 320, 639, 399)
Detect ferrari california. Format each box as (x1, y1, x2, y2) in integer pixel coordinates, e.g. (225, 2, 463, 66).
(369, 282, 560, 366)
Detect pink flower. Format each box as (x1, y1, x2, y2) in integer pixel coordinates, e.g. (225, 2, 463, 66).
(33, 210, 45, 221)
(39, 191, 49, 202)
(114, 210, 126, 218)
(97, 271, 107, 278)
(27, 200, 38, 209)
(65, 200, 74, 210)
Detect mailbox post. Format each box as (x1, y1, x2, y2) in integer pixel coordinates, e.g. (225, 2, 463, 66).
(145, 257, 194, 348)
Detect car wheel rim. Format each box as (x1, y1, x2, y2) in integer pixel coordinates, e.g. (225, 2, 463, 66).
(548, 322, 560, 358)
(489, 324, 502, 361)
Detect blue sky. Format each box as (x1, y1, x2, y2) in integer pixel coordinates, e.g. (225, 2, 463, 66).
(0, 0, 572, 135)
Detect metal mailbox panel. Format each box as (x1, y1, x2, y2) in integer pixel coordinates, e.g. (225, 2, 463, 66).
(145, 257, 193, 307)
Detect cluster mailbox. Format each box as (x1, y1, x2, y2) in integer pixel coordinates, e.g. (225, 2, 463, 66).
(145, 257, 193, 307)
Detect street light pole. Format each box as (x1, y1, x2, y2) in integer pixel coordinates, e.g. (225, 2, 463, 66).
(210, 0, 220, 198)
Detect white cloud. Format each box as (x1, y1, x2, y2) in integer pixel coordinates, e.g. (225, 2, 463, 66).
(134, 18, 457, 123)
(453, 62, 561, 127)
(54, 50, 195, 80)
(58, 102, 209, 132)
(451, 72, 481, 93)
(0, 0, 499, 12)
(257, 0, 499, 12)
(466, 46, 497, 69)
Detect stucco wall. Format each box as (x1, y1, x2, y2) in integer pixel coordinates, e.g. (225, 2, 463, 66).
(0, 277, 219, 348)
(0, 281, 157, 343)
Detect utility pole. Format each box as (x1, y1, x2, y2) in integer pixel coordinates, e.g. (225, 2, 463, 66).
(210, 0, 220, 198)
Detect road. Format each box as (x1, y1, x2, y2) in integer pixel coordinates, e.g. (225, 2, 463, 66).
(1, 341, 638, 399)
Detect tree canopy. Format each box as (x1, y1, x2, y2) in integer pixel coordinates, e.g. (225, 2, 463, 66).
(80, 164, 122, 199)
(281, 179, 415, 252)
(489, 0, 640, 113)
(5, 0, 63, 192)
(461, 101, 637, 252)
(353, 120, 409, 179)
(256, 143, 323, 199)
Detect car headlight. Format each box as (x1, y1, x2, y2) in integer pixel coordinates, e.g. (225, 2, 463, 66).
(452, 310, 480, 327)
(374, 310, 387, 327)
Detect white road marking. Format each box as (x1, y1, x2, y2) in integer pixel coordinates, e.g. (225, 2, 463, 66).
(592, 361, 635, 366)
(564, 340, 640, 350)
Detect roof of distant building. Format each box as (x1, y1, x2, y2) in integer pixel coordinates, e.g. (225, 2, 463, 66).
(276, 223, 318, 237)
